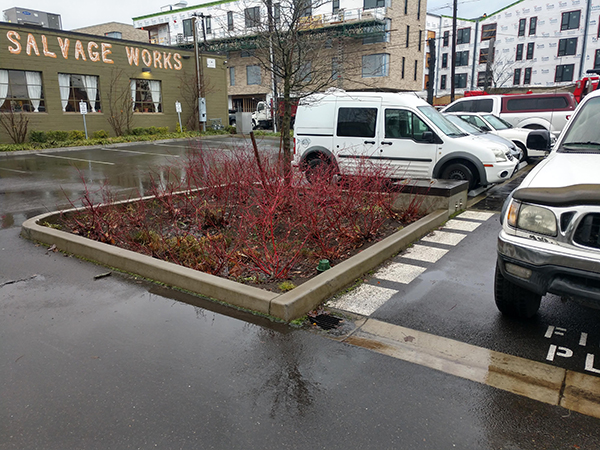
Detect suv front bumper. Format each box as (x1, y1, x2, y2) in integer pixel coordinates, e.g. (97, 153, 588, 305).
(497, 231, 600, 304)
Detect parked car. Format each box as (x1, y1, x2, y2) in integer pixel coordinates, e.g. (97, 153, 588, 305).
(445, 112, 551, 161)
(228, 109, 237, 126)
(443, 114, 523, 162)
(494, 88, 600, 318)
(293, 91, 518, 190)
(440, 93, 576, 139)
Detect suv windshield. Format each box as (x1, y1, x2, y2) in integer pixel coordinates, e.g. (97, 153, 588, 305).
(418, 105, 466, 137)
(559, 96, 600, 152)
(482, 114, 512, 130)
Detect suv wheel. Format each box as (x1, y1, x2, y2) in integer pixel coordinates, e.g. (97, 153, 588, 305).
(441, 163, 476, 190)
(494, 265, 541, 318)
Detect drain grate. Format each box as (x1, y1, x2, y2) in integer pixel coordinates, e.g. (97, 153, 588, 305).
(311, 314, 342, 330)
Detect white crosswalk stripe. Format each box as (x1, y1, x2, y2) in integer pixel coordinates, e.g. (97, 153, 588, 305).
(328, 284, 397, 315)
(400, 244, 448, 263)
(421, 230, 467, 246)
(443, 219, 482, 232)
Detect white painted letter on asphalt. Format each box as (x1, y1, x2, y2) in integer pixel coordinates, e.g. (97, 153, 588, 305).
(546, 344, 573, 361)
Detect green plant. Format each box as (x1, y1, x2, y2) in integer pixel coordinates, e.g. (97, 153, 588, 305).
(69, 130, 86, 140)
(29, 130, 47, 143)
(92, 129, 109, 139)
(46, 130, 69, 142)
(176, 123, 187, 133)
(278, 281, 296, 292)
(225, 125, 236, 134)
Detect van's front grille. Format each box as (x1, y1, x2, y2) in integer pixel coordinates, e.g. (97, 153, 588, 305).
(574, 213, 600, 250)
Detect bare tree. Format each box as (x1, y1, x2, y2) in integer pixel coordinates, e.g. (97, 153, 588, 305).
(106, 68, 134, 136)
(178, 67, 215, 131)
(0, 109, 29, 144)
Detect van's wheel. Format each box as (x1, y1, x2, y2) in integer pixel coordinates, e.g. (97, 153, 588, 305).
(305, 157, 332, 184)
(441, 163, 476, 190)
(494, 265, 541, 319)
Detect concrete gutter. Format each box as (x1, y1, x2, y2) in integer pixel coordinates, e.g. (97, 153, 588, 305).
(21, 208, 448, 321)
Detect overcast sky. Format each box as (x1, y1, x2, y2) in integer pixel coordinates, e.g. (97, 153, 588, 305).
(5, 0, 509, 29)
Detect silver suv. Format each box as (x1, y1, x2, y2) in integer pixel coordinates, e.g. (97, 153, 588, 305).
(495, 89, 600, 318)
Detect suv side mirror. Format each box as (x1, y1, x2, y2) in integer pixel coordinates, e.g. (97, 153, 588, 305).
(526, 130, 552, 151)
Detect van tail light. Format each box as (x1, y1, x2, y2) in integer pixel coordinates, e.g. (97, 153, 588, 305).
(293, 138, 296, 155)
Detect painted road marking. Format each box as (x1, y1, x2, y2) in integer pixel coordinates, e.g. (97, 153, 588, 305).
(400, 244, 448, 263)
(458, 211, 495, 221)
(374, 262, 427, 284)
(421, 230, 467, 246)
(36, 154, 114, 165)
(0, 167, 29, 174)
(342, 318, 600, 419)
(101, 148, 180, 157)
(443, 219, 482, 232)
(328, 284, 397, 316)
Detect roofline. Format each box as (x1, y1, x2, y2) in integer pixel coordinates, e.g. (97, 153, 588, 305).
(436, 0, 524, 22)
(132, 0, 237, 22)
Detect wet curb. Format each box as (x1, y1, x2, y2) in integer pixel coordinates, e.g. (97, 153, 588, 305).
(21, 209, 449, 321)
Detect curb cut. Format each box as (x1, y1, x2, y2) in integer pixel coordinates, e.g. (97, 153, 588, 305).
(21, 208, 449, 321)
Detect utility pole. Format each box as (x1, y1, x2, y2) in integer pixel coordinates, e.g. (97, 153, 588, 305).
(192, 13, 206, 131)
(450, 0, 457, 102)
(427, 37, 436, 105)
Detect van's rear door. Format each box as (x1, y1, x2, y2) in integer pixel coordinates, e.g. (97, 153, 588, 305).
(334, 98, 382, 175)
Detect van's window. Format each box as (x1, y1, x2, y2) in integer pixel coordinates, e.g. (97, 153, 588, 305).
(505, 97, 568, 111)
(418, 105, 465, 137)
(337, 107, 377, 137)
(385, 109, 431, 141)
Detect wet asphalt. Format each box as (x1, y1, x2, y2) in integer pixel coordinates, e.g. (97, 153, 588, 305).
(1, 143, 600, 448)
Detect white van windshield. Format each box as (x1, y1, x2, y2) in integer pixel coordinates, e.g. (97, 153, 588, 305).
(418, 105, 466, 137)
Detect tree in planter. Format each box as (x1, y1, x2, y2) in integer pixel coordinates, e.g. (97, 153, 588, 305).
(106, 68, 134, 136)
(178, 68, 215, 132)
(0, 109, 29, 144)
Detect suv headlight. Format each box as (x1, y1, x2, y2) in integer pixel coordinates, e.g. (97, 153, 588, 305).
(491, 147, 507, 162)
(507, 200, 557, 236)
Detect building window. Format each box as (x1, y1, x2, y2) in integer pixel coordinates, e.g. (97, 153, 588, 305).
(274, 3, 281, 24)
(477, 71, 491, 87)
(529, 17, 537, 35)
(363, 19, 390, 45)
(183, 18, 194, 38)
(513, 68, 521, 85)
(229, 67, 235, 86)
(518, 19, 526, 37)
(104, 31, 122, 39)
(227, 11, 234, 31)
(131, 79, 161, 113)
(455, 73, 467, 88)
(0, 69, 45, 113)
(440, 74, 447, 89)
(555, 64, 575, 82)
(246, 65, 261, 85)
(441, 53, 448, 68)
(417, 0, 421, 20)
(561, 10, 581, 31)
(479, 48, 493, 64)
(404, 0, 408, 15)
(245, 7, 260, 28)
(516, 44, 523, 61)
(443, 31, 449, 47)
(526, 42, 534, 59)
(456, 51, 469, 66)
(333, 0, 339, 14)
(402, 56, 405, 78)
(414, 59, 418, 81)
(362, 53, 390, 78)
(418, 30, 422, 51)
(58, 74, 101, 113)
(365, 0, 385, 9)
(595, 49, 600, 69)
(456, 27, 470, 45)
(406, 25, 410, 48)
(558, 38, 577, 56)
(205, 16, 212, 34)
(481, 23, 497, 41)
(524, 67, 532, 84)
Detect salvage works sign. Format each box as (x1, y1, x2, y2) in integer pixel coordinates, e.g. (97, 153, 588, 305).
(5, 30, 183, 70)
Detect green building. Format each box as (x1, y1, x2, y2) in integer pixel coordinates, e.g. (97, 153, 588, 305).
(0, 22, 228, 144)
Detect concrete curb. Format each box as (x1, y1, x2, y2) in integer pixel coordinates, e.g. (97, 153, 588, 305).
(21, 208, 448, 321)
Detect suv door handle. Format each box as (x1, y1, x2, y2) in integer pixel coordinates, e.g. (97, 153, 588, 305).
(364, 140, 376, 144)
(381, 141, 392, 145)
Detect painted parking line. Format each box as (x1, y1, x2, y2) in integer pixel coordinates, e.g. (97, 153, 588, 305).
(458, 210, 495, 221)
(101, 147, 180, 157)
(400, 244, 448, 263)
(36, 153, 114, 165)
(0, 167, 30, 174)
(373, 262, 427, 284)
(328, 284, 397, 316)
(443, 219, 482, 232)
(421, 230, 467, 246)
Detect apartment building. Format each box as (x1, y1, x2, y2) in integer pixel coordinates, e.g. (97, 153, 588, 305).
(133, 0, 427, 112)
(426, 0, 600, 100)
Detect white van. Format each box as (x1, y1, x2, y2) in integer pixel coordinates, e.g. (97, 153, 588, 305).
(293, 91, 519, 190)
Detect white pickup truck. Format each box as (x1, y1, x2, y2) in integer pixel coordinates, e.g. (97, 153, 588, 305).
(441, 93, 577, 138)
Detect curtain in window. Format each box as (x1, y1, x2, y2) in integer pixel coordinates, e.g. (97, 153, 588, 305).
(0, 70, 8, 107)
(82, 76, 98, 112)
(148, 80, 161, 112)
(25, 71, 42, 112)
(58, 73, 71, 112)
(130, 80, 136, 111)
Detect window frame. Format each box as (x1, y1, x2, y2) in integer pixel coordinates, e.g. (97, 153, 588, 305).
(58, 73, 101, 113)
(455, 73, 468, 89)
(481, 23, 497, 41)
(364, 0, 385, 9)
(443, 31, 449, 47)
(526, 42, 534, 60)
(595, 49, 600, 70)
(131, 78, 162, 113)
(183, 18, 194, 38)
(523, 67, 532, 84)
(555, 64, 575, 82)
(513, 68, 522, 85)
(246, 65, 262, 85)
(362, 53, 390, 78)
(440, 74, 447, 90)
(336, 107, 378, 138)
(456, 50, 469, 67)
(557, 37, 577, 57)
(456, 27, 471, 45)
(0, 69, 46, 113)
(560, 10, 581, 31)
(441, 53, 448, 68)
(516, 43, 523, 61)
(245, 7, 261, 28)
(518, 18, 526, 37)
(529, 16, 537, 35)
(227, 11, 234, 31)
(229, 66, 235, 86)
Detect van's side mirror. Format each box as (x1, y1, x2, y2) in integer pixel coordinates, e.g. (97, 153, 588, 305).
(421, 131, 435, 143)
(526, 130, 552, 151)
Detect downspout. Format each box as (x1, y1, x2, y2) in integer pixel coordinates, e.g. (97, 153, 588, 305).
(470, 18, 480, 90)
(579, 0, 592, 78)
